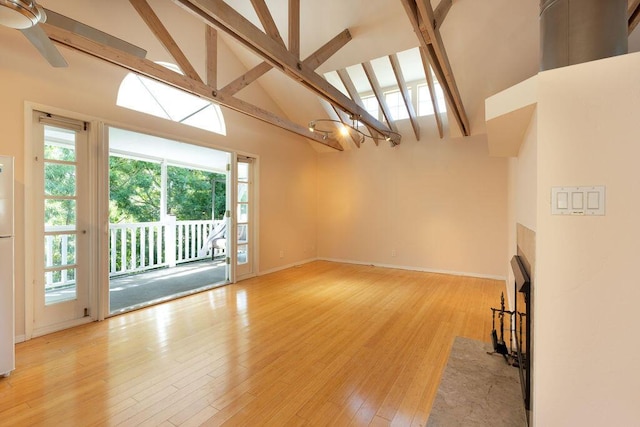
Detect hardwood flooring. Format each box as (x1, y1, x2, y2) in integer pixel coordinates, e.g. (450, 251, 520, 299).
(0, 261, 505, 426)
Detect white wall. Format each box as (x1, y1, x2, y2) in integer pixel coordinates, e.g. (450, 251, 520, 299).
(505, 112, 538, 305)
(532, 52, 640, 425)
(317, 118, 508, 279)
(491, 52, 640, 425)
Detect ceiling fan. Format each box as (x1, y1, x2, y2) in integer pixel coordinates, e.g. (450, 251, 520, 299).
(0, 0, 67, 67)
(0, 0, 147, 68)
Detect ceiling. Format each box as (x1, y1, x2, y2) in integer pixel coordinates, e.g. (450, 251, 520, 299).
(109, 127, 230, 172)
(4, 0, 640, 149)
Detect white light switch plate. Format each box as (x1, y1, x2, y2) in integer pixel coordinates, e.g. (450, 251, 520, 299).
(551, 186, 605, 216)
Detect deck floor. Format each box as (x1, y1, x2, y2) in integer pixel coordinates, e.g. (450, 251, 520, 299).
(109, 259, 227, 313)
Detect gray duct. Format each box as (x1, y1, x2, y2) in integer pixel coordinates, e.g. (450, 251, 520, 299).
(540, 0, 628, 71)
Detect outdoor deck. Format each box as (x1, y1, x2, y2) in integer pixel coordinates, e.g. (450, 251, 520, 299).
(109, 259, 227, 313)
(45, 218, 229, 312)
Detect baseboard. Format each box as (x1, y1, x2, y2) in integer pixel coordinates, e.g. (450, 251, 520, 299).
(258, 257, 318, 276)
(15, 334, 26, 344)
(317, 257, 506, 281)
(32, 317, 95, 338)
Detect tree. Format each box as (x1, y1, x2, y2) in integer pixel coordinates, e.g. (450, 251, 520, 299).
(109, 156, 226, 222)
(44, 143, 77, 226)
(167, 166, 225, 220)
(109, 157, 161, 223)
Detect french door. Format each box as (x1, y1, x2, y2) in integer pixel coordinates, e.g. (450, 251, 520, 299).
(235, 156, 255, 279)
(32, 112, 94, 334)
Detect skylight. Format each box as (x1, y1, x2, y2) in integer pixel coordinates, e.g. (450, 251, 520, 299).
(117, 62, 226, 136)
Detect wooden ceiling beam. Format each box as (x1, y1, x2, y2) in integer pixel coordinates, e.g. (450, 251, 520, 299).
(400, 0, 470, 136)
(434, 0, 453, 30)
(289, 0, 300, 58)
(205, 26, 217, 87)
(249, 0, 286, 46)
(220, 28, 352, 97)
(362, 61, 397, 136)
(336, 68, 379, 145)
(302, 29, 352, 70)
(42, 23, 343, 151)
(129, 0, 202, 83)
(173, 0, 399, 144)
(336, 69, 364, 108)
(419, 47, 444, 138)
(389, 53, 420, 140)
(629, 0, 640, 34)
(220, 61, 273, 97)
(416, 0, 469, 136)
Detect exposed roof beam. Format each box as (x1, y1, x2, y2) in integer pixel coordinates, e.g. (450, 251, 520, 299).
(400, 0, 470, 136)
(389, 53, 420, 140)
(419, 47, 444, 138)
(42, 23, 343, 151)
(289, 0, 300, 58)
(220, 29, 352, 97)
(129, 0, 202, 83)
(629, 0, 640, 34)
(205, 26, 217, 87)
(434, 0, 453, 30)
(336, 69, 364, 108)
(302, 29, 352, 70)
(249, 0, 286, 46)
(220, 61, 273, 97)
(362, 61, 397, 135)
(173, 0, 399, 144)
(336, 68, 379, 145)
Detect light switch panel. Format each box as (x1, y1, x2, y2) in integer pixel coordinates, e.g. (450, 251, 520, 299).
(551, 186, 605, 215)
(557, 191, 568, 209)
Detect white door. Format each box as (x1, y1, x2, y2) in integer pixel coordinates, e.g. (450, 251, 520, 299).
(235, 157, 255, 279)
(32, 112, 93, 334)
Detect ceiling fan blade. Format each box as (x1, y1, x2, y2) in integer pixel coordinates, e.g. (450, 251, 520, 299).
(43, 8, 147, 59)
(20, 24, 68, 67)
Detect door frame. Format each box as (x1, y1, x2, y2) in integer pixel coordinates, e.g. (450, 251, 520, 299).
(99, 124, 236, 318)
(24, 104, 100, 339)
(234, 155, 259, 281)
(24, 104, 260, 337)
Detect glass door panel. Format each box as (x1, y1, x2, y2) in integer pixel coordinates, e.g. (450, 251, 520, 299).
(43, 126, 80, 304)
(235, 159, 253, 277)
(33, 113, 91, 334)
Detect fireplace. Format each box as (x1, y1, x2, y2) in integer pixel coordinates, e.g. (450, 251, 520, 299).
(511, 255, 531, 414)
(512, 223, 535, 425)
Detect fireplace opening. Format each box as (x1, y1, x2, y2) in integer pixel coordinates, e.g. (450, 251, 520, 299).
(511, 254, 532, 424)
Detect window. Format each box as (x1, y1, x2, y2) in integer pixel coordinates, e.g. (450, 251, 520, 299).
(117, 62, 226, 135)
(418, 83, 447, 116)
(361, 95, 379, 120)
(385, 89, 411, 121)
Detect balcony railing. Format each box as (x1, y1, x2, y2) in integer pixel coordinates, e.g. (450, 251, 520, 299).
(44, 218, 225, 289)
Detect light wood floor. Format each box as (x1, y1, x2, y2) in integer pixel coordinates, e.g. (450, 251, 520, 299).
(0, 261, 505, 426)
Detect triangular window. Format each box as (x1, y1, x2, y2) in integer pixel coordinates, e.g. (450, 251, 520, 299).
(117, 62, 226, 135)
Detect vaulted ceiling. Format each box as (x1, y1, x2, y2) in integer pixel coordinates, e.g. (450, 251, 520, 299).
(3, 0, 640, 151)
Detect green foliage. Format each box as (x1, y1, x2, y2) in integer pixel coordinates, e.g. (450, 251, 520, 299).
(109, 156, 226, 223)
(109, 157, 162, 223)
(167, 166, 226, 220)
(44, 142, 77, 227)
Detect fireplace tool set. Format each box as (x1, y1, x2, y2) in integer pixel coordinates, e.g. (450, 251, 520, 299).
(489, 292, 525, 366)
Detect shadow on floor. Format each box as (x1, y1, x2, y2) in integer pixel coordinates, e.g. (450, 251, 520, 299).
(109, 259, 227, 313)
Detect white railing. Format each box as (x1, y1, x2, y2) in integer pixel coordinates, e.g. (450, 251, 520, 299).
(44, 225, 76, 291)
(109, 217, 226, 277)
(43, 219, 226, 288)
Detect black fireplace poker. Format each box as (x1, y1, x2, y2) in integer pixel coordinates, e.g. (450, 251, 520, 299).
(489, 292, 522, 367)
